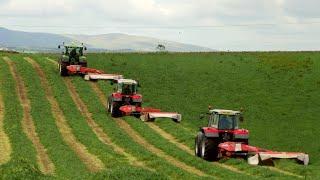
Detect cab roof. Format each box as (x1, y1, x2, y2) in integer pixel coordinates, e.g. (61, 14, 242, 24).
(117, 79, 137, 84)
(209, 109, 241, 115)
(63, 42, 85, 48)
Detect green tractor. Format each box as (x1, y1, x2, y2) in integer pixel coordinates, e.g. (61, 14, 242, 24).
(58, 42, 87, 76)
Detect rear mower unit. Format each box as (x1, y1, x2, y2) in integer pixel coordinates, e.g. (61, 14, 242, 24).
(107, 79, 181, 123)
(195, 107, 309, 165)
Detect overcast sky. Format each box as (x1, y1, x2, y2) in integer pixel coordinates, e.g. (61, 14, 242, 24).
(0, 0, 320, 51)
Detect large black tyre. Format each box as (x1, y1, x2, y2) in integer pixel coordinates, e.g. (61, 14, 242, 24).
(195, 132, 203, 157)
(59, 61, 68, 76)
(199, 133, 218, 161)
(109, 100, 120, 117)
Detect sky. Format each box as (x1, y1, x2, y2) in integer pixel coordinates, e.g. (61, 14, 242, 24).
(0, 0, 320, 51)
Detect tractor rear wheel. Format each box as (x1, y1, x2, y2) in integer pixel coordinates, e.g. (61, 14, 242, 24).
(195, 132, 202, 157)
(109, 101, 120, 117)
(199, 133, 218, 161)
(59, 62, 68, 76)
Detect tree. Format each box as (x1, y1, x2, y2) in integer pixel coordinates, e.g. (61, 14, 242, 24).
(156, 44, 166, 51)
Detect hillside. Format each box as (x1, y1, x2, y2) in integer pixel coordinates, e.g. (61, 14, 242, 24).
(0, 52, 319, 179)
(0, 27, 212, 52)
(64, 33, 212, 52)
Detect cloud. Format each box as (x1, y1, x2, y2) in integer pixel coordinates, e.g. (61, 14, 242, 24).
(0, 0, 319, 50)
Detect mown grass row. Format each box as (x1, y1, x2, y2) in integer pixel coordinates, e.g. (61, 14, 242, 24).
(31, 55, 127, 167)
(34, 55, 168, 179)
(0, 55, 46, 179)
(12, 55, 91, 178)
(70, 76, 209, 179)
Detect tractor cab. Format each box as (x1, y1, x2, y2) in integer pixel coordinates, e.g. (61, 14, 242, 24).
(207, 109, 242, 130)
(116, 79, 138, 95)
(58, 42, 87, 67)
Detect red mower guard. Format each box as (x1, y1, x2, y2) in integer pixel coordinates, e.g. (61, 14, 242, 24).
(119, 105, 182, 123)
(67, 65, 123, 81)
(218, 142, 309, 165)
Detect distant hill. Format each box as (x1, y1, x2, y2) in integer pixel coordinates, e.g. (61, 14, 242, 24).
(0, 27, 72, 50)
(0, 27, 213, 52)
(64, 33, 213, 52)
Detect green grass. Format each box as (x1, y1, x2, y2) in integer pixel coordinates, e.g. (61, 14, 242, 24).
(11, 55, 91, 178)
(30, 55, 129, 168)
(86, 52, 319, 178)
(0, 55, 46, 179)
(1, 52, 319, 179)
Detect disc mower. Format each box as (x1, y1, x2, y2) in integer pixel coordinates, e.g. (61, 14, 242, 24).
(195, 107, 309, 165)
(107, 79, 181, 123)
(57, 42, 123, 81)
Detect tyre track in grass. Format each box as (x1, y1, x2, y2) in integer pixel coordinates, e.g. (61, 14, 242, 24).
(0, 76, 12, 165)
(64, 78, 148, 169)
(146, 123, 251, 176)
(3, 57, 55, 175)
(151, 123, 303, 179)
(24, 57, 104, 172)
(90, 82, 212, 178)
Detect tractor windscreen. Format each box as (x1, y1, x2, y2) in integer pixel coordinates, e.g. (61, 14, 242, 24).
(218, 114, 239, 130)
(120, 84, 137, 94)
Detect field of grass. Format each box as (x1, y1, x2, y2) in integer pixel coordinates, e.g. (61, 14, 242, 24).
(0, 51, 319, 179)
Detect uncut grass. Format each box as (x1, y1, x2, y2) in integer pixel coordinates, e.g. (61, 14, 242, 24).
(30, 55, 131, 169)
(86, 52, 319, 177)
(0, 55, 47, 179)
(71, 77, 206, 180)
(12, 55, 92, 178)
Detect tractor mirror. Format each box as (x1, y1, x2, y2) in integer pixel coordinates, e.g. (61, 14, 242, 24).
(58, 45, 61, 49)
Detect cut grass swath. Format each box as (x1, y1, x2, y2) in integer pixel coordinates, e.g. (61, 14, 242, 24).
(0, 56, 44, 179)
(0, 78, 11, 165)
(3, 56, 55, 175)
(71, 76, 205, 179)
(24, 57, 104, 172)
(63, 78, 148, 169)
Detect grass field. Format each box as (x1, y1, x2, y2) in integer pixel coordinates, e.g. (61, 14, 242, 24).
(0, 51, 319, 179)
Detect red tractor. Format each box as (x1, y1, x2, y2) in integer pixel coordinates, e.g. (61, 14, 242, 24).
(195, 107, 309, 165)
(106, 79, 182, 122)
(107, 79, 142, 117)
(195, 108, 247, 160)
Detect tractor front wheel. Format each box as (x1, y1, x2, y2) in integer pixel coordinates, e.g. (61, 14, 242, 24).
(195, 132, 202, 157)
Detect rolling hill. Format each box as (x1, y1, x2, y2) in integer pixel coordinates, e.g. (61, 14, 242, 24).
(0, 27, 212, 52)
